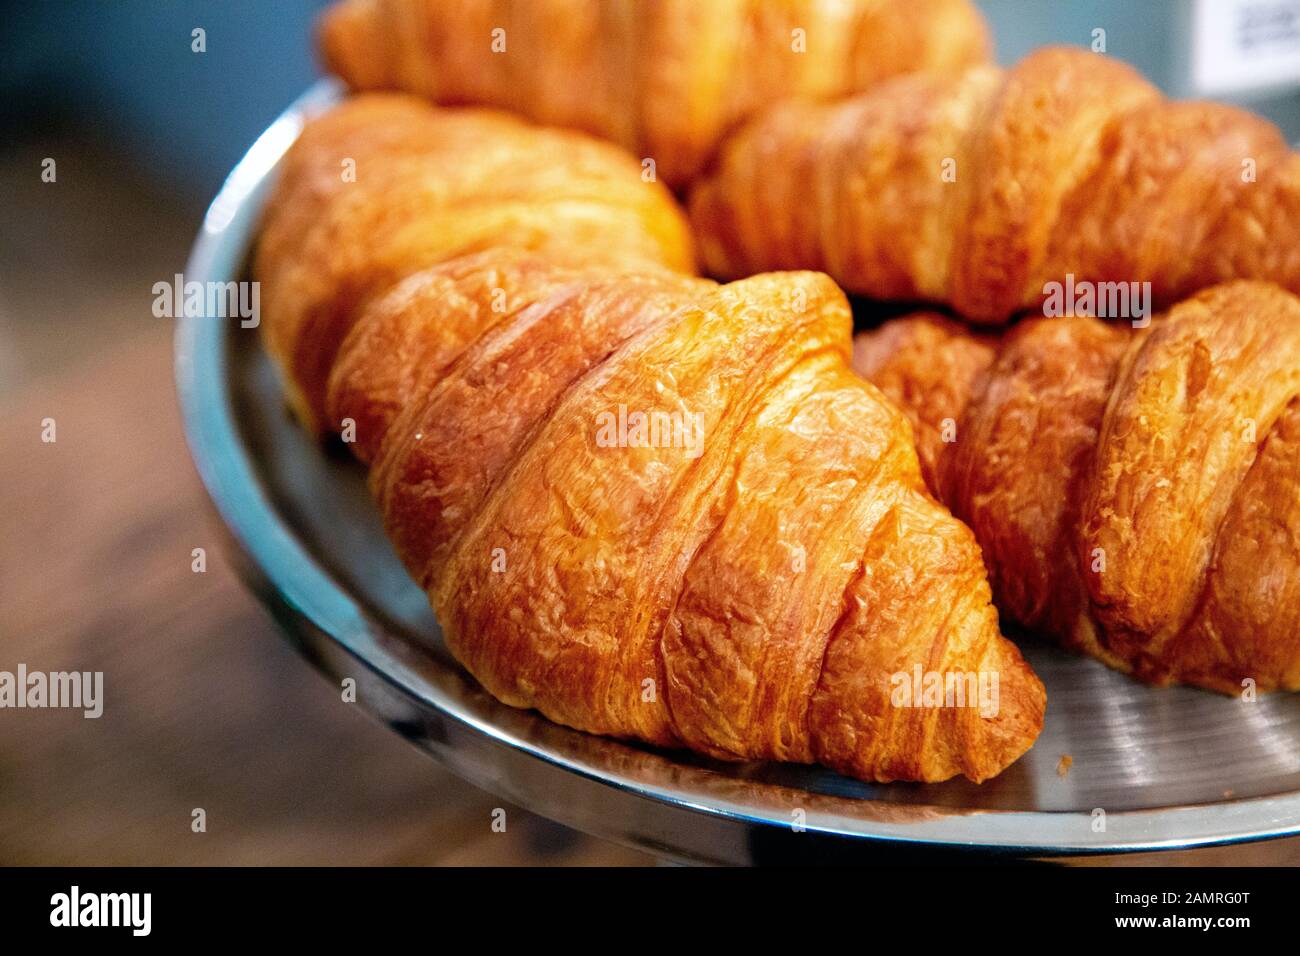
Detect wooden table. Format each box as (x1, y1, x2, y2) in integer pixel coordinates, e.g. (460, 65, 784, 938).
(0, 326, 654, 865)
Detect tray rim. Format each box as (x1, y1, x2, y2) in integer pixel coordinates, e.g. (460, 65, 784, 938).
(174, 79, 1300, 860)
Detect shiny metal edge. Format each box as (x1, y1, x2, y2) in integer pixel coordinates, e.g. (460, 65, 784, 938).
(173, 80, 1300, 861)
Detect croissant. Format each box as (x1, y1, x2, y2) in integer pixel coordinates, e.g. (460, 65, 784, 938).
(256, 94, 1045, 783)
(255, 93, 696, 430)
(317, 0, 991, 188)
(854, 280, 1300, 693)
(691, 47, 1300, 323)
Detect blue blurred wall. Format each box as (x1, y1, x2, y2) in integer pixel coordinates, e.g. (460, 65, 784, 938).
(0, 0, 331, 203)
(1, 0, 1296, 207)
(978, 0, 1300, 132)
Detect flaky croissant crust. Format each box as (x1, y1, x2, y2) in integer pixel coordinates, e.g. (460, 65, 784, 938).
(855, 281, 1300, 693)
(256, 94, 1044, 783)
(317, 0, 990, 188)
(692, 46, 1300, 323)
(255, 92, 696, 431)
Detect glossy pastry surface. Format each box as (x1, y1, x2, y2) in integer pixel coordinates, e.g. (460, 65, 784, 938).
(318, 0, 991, 187)
(256, 93, 696, 429)
(855, 281, 1300, 692)
(693, 47, 1300, 322)
(256, 94, 1045, 782)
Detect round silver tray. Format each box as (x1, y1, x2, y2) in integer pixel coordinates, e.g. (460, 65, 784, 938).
(176, 82, 1300, 863)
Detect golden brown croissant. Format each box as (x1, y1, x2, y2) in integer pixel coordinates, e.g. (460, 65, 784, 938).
(317, 0, 991, 188)
(692, 47, 1300, 323)
(256, 93, 696, 430)
(854, 281, 1300, 693)
(256, 94, 1045, 783)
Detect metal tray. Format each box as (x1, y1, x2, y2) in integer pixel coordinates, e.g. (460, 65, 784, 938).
(175, 82, 1300, 863)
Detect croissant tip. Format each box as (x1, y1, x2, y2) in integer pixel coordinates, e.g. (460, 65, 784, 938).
(965, 662, 1047, 784)
(317, 0, 379, 89)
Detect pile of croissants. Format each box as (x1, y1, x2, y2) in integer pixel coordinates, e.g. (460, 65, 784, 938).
(254, 0, 1300, 784)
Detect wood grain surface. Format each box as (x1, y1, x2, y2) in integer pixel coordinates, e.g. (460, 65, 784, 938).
(0, 137, 650, 865)
(0, 328, 656, 865)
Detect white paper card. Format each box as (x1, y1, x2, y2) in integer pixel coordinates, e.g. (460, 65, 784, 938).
(1192, 0, 1300, 95)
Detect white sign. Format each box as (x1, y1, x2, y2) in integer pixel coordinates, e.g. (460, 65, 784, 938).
(1192, 0, 1300, 95)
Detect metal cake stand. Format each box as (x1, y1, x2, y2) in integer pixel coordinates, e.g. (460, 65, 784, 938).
(175, 82, 1300, 864)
